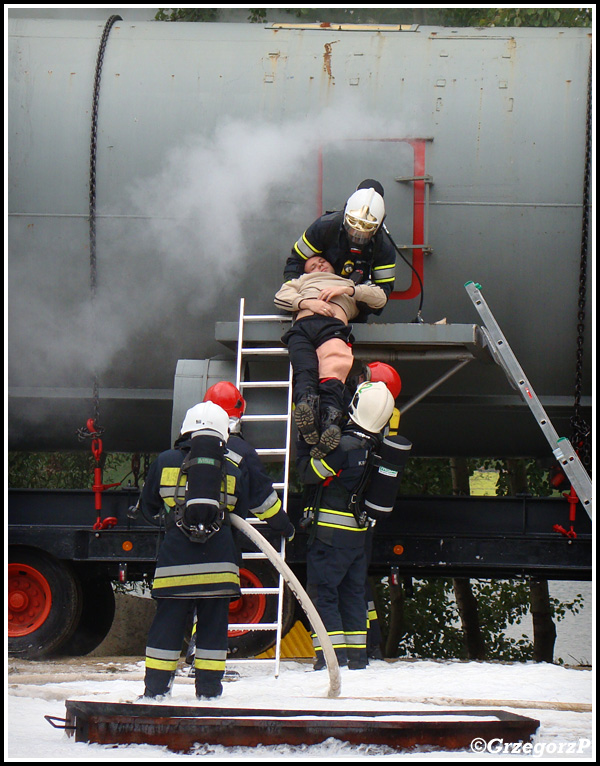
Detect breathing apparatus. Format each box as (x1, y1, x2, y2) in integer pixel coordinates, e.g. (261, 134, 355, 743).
(175, 402, 230, 543)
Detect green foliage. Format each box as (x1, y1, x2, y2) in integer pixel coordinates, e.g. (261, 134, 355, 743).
(155, 8, 268, 23)
(398, 458, 455, 495)
(456, 7, 593, 28)
(154, 7, 592, 28)
(381, 578, 466, 659)
(377, 577, 585, 662)
(7, 452, 148, 489)
(155, 8, 220, 22)
(479, 458, 555, 497)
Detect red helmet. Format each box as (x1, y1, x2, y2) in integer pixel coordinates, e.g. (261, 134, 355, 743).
(203, 381, 246, 418)
(365, 362, 402, 399)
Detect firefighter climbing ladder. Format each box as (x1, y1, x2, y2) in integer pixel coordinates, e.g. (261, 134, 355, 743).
(465, 282, 592, 520)
(229, 298, 294, 676)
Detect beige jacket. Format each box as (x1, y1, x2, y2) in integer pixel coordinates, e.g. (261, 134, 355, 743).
(274, 273, 387, 323)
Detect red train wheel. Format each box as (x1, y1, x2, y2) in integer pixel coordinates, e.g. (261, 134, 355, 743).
(228, 567, 267, 637)
(8, 548, 82, 658)
(8, 562, 52, 636)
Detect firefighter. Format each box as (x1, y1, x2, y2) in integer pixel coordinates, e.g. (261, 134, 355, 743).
(184, 380, 292, 674)
(141, 393, 294, 701)
(348, 360, 402, 435)
(296, 381, 396, 671)
(283, 179, 396, 324)
(348, 361, 403, 658)
(275, 255, 387, 460)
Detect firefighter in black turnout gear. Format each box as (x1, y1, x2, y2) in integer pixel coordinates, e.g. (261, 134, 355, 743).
(141, 396, 294, 700)
(297, 381, 411, 671)
(284, 179, 396, 323)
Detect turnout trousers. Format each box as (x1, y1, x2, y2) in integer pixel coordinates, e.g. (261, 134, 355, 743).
(144, 596, 230, 698)
(306, 539, 368, 667)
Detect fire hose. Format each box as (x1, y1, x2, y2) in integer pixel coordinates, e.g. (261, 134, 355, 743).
(229, 514, 341, 699)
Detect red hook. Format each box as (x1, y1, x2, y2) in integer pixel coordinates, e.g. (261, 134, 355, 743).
(552, 486, 579, 539)
(86, 419, 119, 529)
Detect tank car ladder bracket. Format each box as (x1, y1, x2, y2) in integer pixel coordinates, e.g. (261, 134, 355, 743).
(465, 281, 592, 520)
(230, 298, 294, 676)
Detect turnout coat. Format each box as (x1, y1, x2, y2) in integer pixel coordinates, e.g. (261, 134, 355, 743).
(141, 434, 291, 599)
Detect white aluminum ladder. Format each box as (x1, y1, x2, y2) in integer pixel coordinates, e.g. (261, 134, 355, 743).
(228, 297, 293, 676)
(465, 281, 592, 519)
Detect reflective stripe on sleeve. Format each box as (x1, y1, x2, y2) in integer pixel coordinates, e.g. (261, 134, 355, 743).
(251, 491, 282, 520)
(373, 263, 396, 283)
(293, 233, 321, 260)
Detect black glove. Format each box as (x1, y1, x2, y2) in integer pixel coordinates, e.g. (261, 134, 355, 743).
(282, 521, 296, 542)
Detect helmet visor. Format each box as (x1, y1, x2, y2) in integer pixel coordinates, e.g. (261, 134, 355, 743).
(345, 213, 379, 233)
(344, 208, 379, 246)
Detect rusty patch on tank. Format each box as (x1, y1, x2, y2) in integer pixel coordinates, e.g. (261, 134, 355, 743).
(323, 42, 338, 81)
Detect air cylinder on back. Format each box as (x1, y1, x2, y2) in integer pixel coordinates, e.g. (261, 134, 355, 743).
(363, 435, 412, 520)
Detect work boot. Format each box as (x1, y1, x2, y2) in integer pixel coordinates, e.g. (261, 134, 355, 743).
(348, 659, 367, 670)
(294, 394, 320, 445)
(196, 680, 223, 700)
(310, 407, 342, 459)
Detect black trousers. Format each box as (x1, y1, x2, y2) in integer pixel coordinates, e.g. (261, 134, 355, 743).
(144, 596, 230, 697)
(306, 539, 368, 666)
(281, 315, 353, 410)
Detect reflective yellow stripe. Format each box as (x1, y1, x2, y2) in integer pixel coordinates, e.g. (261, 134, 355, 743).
(310, 459, 328, 480)
(255, 498, 282, 521)
(194, 658, 226, 671)
(294, 233, 321, 259)
(310, 457, 336, 480)
(317, 508, 366, 532)
(152, 572, 240, 590)
(145, 657, 179, 671)
(317, 522, 367, 532)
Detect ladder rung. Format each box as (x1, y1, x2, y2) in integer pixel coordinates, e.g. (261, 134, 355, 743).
(241, 552, 268, 559)
(240, 588, 280, 595)
(256, 448, 287, 456)
(228, 623, 279, 630)
(241, 347, 288, 356)
(242, 314, 292, 322)
(242, 414, 289, 422)
(240, 381, 290, 388)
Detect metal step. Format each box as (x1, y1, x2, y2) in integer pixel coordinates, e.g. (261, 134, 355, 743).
(241, 414, 289, 422)
(227, 622, 279, 630)
(240, 381, 290, 388)
(240, 347, 288, 356)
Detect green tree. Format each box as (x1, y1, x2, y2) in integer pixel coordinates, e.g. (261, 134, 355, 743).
(7, 451, 150, 489)
(154, 7, 592, 28)
(377, 576, 584, 662)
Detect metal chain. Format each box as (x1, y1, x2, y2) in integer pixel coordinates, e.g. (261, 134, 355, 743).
(78, 15, 122, 441)
(570, 47, 592, 469)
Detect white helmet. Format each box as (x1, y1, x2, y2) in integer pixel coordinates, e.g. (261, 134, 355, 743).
(348, 381, 394, 433)
(180, 401, 230, 441)
(343, 187, 385, 246)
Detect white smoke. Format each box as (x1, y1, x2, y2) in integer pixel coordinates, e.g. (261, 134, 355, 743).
(8, 95, 417, 436)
